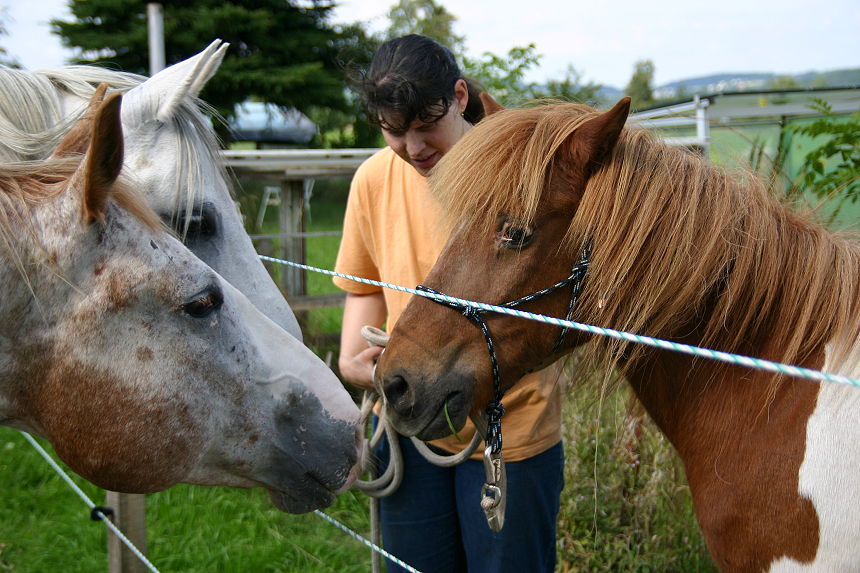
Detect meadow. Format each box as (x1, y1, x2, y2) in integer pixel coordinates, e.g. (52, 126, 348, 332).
(0, 179, 716, 572)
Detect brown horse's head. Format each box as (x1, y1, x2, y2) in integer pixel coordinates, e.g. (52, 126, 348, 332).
(376, 96, 630, 439)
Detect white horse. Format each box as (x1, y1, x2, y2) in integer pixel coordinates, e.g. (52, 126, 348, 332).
(0, 82, 360, 516)
(0, 40, 302, 339)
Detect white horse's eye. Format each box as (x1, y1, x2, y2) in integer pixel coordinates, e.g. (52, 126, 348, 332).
(185, 206, 218, 239)
(180, 287, 223, 318)
(163, 203, 219, 241)
(496, 219, 534, 250)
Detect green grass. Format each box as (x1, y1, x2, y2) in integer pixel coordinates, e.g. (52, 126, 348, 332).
(0, 178, 714, 571)
(0, 382, 713, 572)
(0, 428, 374, 572)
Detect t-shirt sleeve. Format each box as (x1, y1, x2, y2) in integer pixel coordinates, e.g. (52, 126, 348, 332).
(333, 159, 383, 295)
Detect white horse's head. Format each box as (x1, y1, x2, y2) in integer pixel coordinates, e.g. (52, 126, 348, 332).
(119, 41, 306, 337)
(8, 40, 303, 340)
(0, 87, 360, 513)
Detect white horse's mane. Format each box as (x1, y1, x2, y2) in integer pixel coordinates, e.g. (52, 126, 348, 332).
(0, 65, 230, 232)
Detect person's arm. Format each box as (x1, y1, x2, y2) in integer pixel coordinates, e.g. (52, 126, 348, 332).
(338, 292, 387, 391)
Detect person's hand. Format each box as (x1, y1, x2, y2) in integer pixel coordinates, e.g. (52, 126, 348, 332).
(339, 344, 384, 392)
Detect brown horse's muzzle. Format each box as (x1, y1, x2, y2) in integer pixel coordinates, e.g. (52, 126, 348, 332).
(376, 338, 480, 441)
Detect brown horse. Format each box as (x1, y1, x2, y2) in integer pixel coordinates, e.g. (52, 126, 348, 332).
(376, 95, 860, 571)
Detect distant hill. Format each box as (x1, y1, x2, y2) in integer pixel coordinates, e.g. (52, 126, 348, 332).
(650, 67, 860, 100)
(598, 85, 625, 101)
(795, 68, 860, 88)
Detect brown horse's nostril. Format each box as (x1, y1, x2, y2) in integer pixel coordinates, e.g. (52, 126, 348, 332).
(382, 374, 410, 410)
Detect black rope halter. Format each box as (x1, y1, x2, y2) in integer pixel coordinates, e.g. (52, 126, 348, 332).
(416, 241, 592, 455)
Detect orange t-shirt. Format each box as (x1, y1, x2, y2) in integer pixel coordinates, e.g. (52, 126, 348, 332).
(334, 147, 562, 461)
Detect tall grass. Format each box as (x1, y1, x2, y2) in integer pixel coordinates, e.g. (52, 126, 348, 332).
(0, 180, 714, 571)
(555, 361, 714, 571)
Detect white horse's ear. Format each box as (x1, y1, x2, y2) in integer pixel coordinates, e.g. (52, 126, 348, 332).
(187, 40, 229, 98)
(121, 39, 229, 127)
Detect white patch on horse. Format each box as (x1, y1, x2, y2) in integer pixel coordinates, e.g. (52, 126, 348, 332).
(769, 343, 860, 571)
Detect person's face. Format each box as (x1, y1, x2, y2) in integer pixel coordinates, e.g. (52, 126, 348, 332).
(380, 79, 470, 177)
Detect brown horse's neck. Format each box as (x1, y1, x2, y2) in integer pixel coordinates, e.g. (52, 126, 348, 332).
(624, 340, 823, 570)
(625, 348, 818, 453)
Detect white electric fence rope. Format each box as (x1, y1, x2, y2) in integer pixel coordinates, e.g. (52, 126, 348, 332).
(19, 432, 161, 573)
(21, 251, 853, 573)
(313, 510, 422, 573)
(262, 254, 860, 389)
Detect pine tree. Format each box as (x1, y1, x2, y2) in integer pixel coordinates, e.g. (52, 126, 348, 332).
(52, 0, 366, 131)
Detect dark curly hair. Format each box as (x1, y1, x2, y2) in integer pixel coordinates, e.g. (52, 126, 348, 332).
(361, 35, 485, 132)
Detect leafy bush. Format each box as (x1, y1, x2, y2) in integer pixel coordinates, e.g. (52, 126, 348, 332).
(791, 99, 860, 203)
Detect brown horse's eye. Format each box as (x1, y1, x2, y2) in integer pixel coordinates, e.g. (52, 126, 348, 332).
(496, 219, 534, 250)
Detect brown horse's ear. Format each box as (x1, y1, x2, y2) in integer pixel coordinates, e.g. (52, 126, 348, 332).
(569, 97, 630, 176)
(479, 92, 505, 116)
(52, 84, 110, 158)
(82, 92, 125, 223)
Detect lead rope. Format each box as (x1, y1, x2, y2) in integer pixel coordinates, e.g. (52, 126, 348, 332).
(414, 240, 592, 530)
(354, 326, 486, 573)
(356, 241, 593, 540)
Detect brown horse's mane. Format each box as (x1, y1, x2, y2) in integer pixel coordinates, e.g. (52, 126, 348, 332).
(430, 101, 860, 375)
(0, 157, 160, 229)
(0, 157, 162, 287)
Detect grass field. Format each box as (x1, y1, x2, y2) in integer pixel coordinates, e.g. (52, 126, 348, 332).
(0, 178, 717, 572)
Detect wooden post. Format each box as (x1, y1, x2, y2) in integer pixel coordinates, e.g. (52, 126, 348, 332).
(106, 492, 148, 573)
(279, 179, 308, 329)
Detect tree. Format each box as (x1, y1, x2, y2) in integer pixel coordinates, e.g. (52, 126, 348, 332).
(462, 44, 542, 105)
(52, 0, 362, 139)
(530, 65, 603, 105)
(386, 0, 463, 54)
(307, 22, 381, 148)
(0, 8, 19, 67)
(625, 59, 655, 109)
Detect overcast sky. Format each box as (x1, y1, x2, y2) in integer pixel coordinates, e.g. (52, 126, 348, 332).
(3, 0, 858, 88)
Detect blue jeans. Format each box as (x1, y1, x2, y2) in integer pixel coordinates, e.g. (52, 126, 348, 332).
(374, 429, 564, 573)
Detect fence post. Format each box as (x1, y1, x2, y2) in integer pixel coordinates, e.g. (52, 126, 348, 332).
(694, 95, 711, 160)
(106, 492, 148, 573)
(279, 178, 308, 328)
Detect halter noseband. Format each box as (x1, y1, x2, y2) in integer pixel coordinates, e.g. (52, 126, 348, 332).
(415, 240, 592, 455)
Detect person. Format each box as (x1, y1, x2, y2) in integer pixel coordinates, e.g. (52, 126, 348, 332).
(334, 34, 564, 573)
